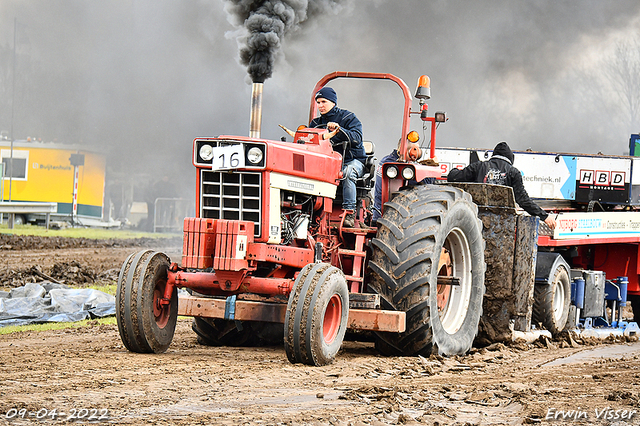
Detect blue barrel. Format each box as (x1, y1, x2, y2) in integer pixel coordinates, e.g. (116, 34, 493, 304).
(618, 276, 629, 306)
(574, 277, 585, 309)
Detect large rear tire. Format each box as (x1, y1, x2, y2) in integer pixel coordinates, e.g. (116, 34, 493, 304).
(533, 252, 571, 335)
(284, 263, 349, 366)
(368, 185, 485, 356)
(116, 250, 177, 353)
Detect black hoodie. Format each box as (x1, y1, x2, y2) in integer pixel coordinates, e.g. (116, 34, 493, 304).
(447, 142, 548, 220)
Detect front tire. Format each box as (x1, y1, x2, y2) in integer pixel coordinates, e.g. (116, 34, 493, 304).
(368, 185, 485, 356)
(284, 263, 349, 366)
(116, 250, 177, 353)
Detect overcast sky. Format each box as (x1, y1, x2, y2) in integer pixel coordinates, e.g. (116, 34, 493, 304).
(1, 0, 639, 196)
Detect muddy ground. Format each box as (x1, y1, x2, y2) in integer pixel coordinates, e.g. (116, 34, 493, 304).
(1, 235, 640, 425)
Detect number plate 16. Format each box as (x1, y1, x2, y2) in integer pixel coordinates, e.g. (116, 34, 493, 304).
(211, 145, 245, 171)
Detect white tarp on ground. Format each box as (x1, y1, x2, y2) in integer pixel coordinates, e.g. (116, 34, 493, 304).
(0, 282, 115, 327)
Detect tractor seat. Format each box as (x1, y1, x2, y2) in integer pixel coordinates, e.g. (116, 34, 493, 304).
(356, 141, 376, 190)
(334, 141, 376, 207)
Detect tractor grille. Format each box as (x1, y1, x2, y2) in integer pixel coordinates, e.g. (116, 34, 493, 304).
(200, 170, 262, 238)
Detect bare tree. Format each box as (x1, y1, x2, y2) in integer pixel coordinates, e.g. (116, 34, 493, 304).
(603, 37, 640, 133)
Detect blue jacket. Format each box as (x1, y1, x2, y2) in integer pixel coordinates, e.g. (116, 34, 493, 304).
(310, 106, 366, 165)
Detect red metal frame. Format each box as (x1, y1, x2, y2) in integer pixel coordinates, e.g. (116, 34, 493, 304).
(539, 235, 640, 295)
(539, 235, 640, 246)
(247, 243, 314, 268)
(571, 243, 640, 294)
(178, 295, 406, 332)
(423, 116, 438, 160)
(259, 172, 270, 242)
(337, 230, 370, 293)
(168, 268, 294, 296)
(309, 72, 413, 161)
(309, 72, 445, 214)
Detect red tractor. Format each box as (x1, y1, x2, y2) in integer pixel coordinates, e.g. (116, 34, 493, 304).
(116, 72, 486, 365)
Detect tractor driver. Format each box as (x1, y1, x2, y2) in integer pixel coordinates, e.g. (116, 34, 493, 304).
(310, 87, 367, 228)
(447, 141, 557, 230)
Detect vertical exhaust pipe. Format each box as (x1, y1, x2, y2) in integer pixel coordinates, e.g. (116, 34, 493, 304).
(249, 82, 263, 138)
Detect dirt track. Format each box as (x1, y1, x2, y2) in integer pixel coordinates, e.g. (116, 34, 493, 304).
(1, 235, 640, 425)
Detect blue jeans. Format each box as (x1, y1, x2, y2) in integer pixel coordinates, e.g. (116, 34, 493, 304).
(341, 159, 365, 211)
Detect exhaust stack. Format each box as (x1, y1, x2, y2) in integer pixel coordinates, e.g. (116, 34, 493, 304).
(249, 82, 263, 138)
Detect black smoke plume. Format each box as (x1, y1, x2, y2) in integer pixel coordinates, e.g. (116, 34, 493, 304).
(224, 0, 344, 82)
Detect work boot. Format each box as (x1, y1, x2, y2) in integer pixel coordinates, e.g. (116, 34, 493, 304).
(343, 211, 355, 228)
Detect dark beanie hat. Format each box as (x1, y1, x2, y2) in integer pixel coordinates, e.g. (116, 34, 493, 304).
(492, 141, 514, 164)
(315, 86, 337, 104)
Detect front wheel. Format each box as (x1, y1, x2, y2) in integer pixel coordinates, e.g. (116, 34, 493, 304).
(284, 263, 349, 366)
(116, 250, 177, 353)
(368, 185, 485, 356)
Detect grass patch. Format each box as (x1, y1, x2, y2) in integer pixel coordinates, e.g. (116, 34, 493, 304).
(0, 224, 180, 240)
(0, 315, 191, 335)
(87, 282, 118, 296)
(0, 316, 117, 335)
(0, 282, 118, 295)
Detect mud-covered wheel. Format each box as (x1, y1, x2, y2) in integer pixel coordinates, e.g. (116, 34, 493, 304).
(368, 184, 485, 356)
(284, 263, 349, 366)
(533, 252, 571, 334)
(116, 250, 177, 353)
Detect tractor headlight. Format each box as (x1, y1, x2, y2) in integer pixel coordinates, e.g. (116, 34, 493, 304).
(247, 147, 263, 164)
(386, 166, 399, 179)
(401, 166, 415, 180)
(199, 144, 214, 161)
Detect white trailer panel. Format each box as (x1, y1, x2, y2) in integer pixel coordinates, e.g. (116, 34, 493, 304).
(435, 147, 637, 205)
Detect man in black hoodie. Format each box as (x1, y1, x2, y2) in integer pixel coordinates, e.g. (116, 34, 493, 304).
(310, 86, 366, 227)
(447, 141, 556, 229)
